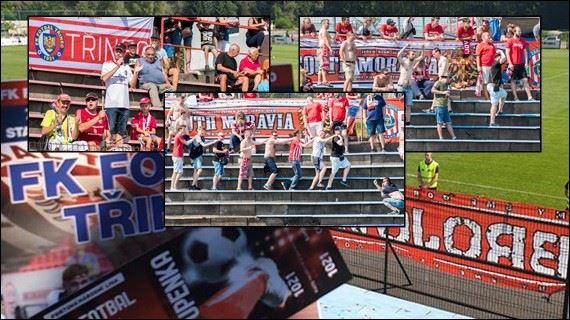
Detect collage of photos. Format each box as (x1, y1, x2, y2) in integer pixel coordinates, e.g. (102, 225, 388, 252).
(1, 2, 568, 319)
(164, 92, 405, 226)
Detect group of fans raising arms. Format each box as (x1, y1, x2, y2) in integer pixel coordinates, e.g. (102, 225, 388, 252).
(167, 93, 403, 192)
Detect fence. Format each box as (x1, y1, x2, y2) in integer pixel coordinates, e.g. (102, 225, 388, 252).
(332, 188, 569, 319)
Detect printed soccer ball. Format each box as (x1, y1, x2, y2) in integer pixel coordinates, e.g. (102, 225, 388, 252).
(182, 228, 248, 283)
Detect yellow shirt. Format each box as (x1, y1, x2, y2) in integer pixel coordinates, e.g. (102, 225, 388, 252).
(40, 110, 77, 144)
(418, 160, 439, 189)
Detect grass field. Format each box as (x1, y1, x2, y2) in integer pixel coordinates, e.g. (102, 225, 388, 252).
(406, 49, 569, 209)
(1, 45, 27, 80)
(271, 44, 299, 91)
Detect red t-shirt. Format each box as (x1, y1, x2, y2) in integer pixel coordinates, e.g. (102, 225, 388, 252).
(288, 137, 302, 161)
(239, 56, 261, 73)
(244, 93, 258, 99)
(172, 132, 186, 157)
(456, 26, 475, 39)
(331, 97, 348, 122)
(131, 112, 157, 140)
(304, 102, 323, 123)
(335, 22, 353, 41)
(380, 24, 399, 37)
(506, 38, 527, 65)
(475, 41, 496, 67)
(76, 109, 109, 145)
(424, 24, 444, 37)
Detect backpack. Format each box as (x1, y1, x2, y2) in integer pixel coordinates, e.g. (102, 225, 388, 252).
(189, 138, 203, 159)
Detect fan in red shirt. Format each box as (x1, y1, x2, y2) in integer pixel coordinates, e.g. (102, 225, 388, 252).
(475, 32, 497, 100)
(424, 17, 445, 41)
(329, 94, 350, 153)
(303, 96, 324, 138)
(76, 92, 111, 151)
(335, 17, 353, 42)
(456, 18, 475, 41)
(379, 19, 399, 40)
(505, 25, 533, 101)
(238, 48, 263, 91)
(131, 97, 163, 150)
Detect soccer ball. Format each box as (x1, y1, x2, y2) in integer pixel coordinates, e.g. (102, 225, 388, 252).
(182, 228, 248, 283)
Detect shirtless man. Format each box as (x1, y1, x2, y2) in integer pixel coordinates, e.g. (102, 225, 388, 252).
(372, 68, 394, 92)
(237, 128, 255, 191)
(398, 43, 425, 125)
(318, 19, 333, 87)
(340, 32, 357, 92)
(260, 131, 292, 190)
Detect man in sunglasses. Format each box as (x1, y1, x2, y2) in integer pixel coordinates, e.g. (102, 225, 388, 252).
(76, 92, 111, 151)
(40, 93, 88, 151)
(46, 264, 90, 306)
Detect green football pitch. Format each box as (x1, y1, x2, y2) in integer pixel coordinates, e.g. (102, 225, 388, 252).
(271, 44, 299, 91)
(1, 45, 27, 80)
(406, 49, 569, 210)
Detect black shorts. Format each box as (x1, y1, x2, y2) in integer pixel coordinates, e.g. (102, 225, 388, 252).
(333, 121, 347, 131)
(263, 157, 279, 174)
(511, 64, 527, 81)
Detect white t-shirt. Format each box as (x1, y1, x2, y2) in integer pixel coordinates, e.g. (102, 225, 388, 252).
(101, 61, 132, 109)
(438, 55, 449, 78)
(312, 137, 326, 159)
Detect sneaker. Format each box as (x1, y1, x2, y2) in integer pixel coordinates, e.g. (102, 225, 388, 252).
(489, 123, 499, 127)
(452, 136, 457, 140)
(497, 111, 504, 115)
(528, 97, 535, 101)
(340, 180, 350, 187)
(326, 186, 333, 190)
(211, 187, 218, 191)
(405, 122, 410, 126)
(263, 184, 272, 191)
(192, 185, 201, 191)
(280, 182, 287, 190)
(317, 183, 325, 188)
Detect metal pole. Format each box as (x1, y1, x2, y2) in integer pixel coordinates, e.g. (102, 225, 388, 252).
(383, 227, 389, 294)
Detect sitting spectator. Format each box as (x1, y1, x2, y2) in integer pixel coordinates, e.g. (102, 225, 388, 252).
(197, 21, 219, 71)
(410, 65, 434, 100)
(456, 18, 475, 41)
(424, 17, 445, 41)
(131, 46, 174, 108)
(372, 68, 394, 92)
(301, 17, 317, 36)
(500, 22, 515, 42)
(374, 177, 404, 213)
(335, 17, 353, 42)
(180, 19, 195, 73)
(76, 92, 111, 151)
(214, 17, 240, 52)
(124, 40, 140, 73)
(357, 17, 375, 40)
(380, 19, 399, 40)
(215, 43, 249, 92)
(150, 33, 179, 90)
(239, 48, 263, 91)
(476, 19, 491, 42)
(401, 17, 416, 39)
(131, 97, 162, 151)
(246, 17, 267, 50)
(40, 93, 88, 151)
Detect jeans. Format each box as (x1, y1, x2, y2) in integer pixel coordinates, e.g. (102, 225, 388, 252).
(106, 108, 130, 136)
(230, 134, 242, 152)
(289, 160, 302, 189)
(246, 32, 265, 48)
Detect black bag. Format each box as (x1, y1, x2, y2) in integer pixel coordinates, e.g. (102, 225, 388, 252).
(219, 156, 229, 165)
(339, 155, 345, 161)
(189, 140, 203, 159)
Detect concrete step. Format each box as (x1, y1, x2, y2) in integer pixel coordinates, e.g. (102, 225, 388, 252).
(411, 100, 540, 114)
(165, 176, 404, 190)
(256, 141, 395, 154)
(165, 214, 405, 227)
(165, 189, 386, 202)
(406, 126, 540, 140)
(452, 89, 540, 100)
(406, 139, 540, 152)
(165, 200, 386, 215)
(409, 113, 540, 126)
(165, 152, 403, 166)
(165, 163, 403, 179)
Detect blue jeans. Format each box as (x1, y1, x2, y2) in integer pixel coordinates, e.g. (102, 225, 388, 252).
(246, 32, 265, 48)
(285, 160, 302, 190)
(106, 108, 130, 136)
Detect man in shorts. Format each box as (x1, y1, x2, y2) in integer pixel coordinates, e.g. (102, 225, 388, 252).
(318, 19, 333, 87)
(309, 129, 335, 190)
(190, 127, 219, 190)
(431, 76, 457, 140)
(365, 93, 387, 152)
(211, 132, 228, 191)
(260, 131, 291, 190)
(339, 32, 357, 92)
(170, 123, 192, 191)
(326, 126, 351, 190)
(398, 43, 424, 125)
(487, 51, 508, 126)
(506, 26, 534, 101)
(237, 128, 256, 190)
(329, 94, 350, 153)
(303, 96, 325, 138)
(476, 32, 496, 101)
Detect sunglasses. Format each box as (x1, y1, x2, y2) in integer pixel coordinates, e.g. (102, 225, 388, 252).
(86, 98, 98, 102)
(69, 278, 89, 288)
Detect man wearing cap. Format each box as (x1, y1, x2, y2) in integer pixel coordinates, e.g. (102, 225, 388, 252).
(131, 46, 173, 108)
(101, 42, 133, 145)
(131, 97, 163, 151)
(124, 40, 141, 73)
(40, 93, 88, 151)
(76, 92, 111, 151)
(380, 19, 399, 40)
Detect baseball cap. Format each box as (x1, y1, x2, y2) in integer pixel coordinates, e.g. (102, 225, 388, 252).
(386, 19, 395, 26)
(57, 93, 71, 102)
(127, 40, 137, 47)
(85, 92, 98, 100)
(139, 97, 152, 105)
(115, 42, 126, 52)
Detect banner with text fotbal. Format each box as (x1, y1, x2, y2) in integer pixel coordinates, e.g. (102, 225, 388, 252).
(28, 17, 153, 74)
(332, 188, 568, 295)
(32, 228, 351, 319)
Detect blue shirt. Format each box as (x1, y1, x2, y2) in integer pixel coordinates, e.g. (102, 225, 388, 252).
(365, 94, 386, 121)
(137, 57, 164, 86)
